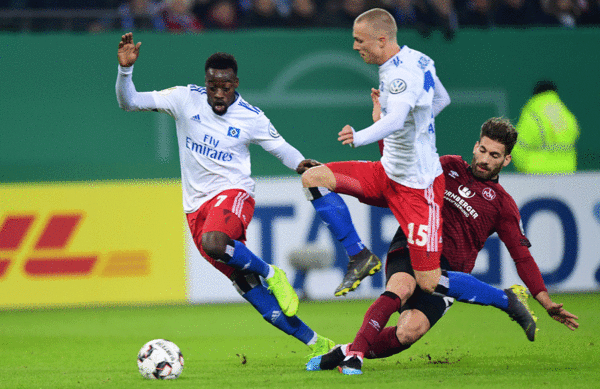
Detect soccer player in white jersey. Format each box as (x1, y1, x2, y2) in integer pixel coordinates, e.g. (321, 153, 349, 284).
(300, 8, 530, 373)
(302, 8, 451, 297)
(115, 32, 333, 358)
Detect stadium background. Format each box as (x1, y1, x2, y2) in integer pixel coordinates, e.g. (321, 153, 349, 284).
(1, 28, 599, 309)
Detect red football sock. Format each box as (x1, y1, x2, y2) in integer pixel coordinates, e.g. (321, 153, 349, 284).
(366, 326, 410, 359)
(349, 291, 402, 355)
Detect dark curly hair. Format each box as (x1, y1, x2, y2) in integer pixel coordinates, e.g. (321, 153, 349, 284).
(479, 117, 518, 155)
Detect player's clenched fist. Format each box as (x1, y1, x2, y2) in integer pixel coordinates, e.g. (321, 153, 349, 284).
(118, 32, 141, 67)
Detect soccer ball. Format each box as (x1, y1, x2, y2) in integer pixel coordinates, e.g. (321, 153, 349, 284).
(137, 339, 184, 380)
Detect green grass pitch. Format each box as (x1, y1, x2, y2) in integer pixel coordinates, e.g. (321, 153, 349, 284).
(3, 292, 598, 388)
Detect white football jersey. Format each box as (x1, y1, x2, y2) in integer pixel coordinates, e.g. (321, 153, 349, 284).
(378, 46, 443, 189)
(149, 85, 290, 212)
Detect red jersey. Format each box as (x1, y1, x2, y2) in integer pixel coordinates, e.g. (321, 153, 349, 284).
(441, 155, 547, 296)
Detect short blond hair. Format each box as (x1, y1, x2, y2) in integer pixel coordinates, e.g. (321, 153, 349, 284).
(354, 8, 397, 42)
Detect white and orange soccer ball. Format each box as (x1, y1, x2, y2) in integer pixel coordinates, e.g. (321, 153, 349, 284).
(137, 339, 184, 380)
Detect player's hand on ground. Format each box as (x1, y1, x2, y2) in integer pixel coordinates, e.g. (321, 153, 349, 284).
(338, 125, 355, 146)
(371, 88, 381, 122)
(118, 32, 141, 67)
(546, 302, 579, 330)
(296, 159, 322, 174)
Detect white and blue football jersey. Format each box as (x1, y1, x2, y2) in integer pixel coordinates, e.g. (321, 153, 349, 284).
(116, 65, 303, 213)
(378, 46, 443, 189)
(151, 85, 293, 212)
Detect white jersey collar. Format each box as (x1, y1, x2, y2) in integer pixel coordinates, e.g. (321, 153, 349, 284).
(380, 45, 407, 71)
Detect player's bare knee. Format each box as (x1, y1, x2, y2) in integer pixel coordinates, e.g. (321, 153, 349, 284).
(300, 165, 334, 189)
(386, 272, 417, 301)
(201, 231, 229, 259)
(395, 326, 420, 345)
(415, 277, 437, 295)
(414, 268, 442, 295)
(396, 310, 430, 345)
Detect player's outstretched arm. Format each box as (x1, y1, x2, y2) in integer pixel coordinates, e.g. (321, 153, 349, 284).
(535, 291, 579, 330)
(118, 32, 141, 67)
(344, 102, 410, 148)
(115, 32, 156, 112)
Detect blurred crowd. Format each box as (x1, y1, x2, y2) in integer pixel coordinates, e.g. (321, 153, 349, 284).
(1, 0, 599, 37)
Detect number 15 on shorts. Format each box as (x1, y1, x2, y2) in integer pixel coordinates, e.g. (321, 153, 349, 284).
(407, 223, 428, 246)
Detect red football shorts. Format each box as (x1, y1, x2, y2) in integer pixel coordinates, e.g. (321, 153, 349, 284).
(326, 161, 444, 272)
(186, 189, 255, 278)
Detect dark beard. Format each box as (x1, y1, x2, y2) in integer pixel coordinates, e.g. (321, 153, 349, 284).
(471, 157, 502, 180)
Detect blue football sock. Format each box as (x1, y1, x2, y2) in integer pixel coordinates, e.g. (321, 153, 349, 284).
(243, 284, 315, 344)
(444, 271, 509, 310)
(223, 240, 271, 278)
(311, 191, 365, 256)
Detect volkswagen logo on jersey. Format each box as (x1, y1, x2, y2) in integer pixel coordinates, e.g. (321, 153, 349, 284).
(458, 185, 475, 199)
(227, 126, 241, 138)
(269, 123, 280, 138)
(389, 79, 407, 94)
(482, 187, 496, 201)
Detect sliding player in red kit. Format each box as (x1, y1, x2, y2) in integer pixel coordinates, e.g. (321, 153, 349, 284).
(307, 117, 579, 374)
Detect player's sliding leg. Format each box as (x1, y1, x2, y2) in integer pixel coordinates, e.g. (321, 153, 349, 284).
(302, 183, 381, 296)
(391, 226, 536, 341)
(335, 326, 418, 367)
(234, 273, 334, 355)
(433, 269, 508, 307)
(308, 292, 402, 374)
(337, 275, 410, 375)
(364, 288, 536, 361)
(338, 351, 364, 375)
(203, 231, 299, 317)
(340, 291, 402, 374)
(335, 255, 456, 374)
(340, 292, 451, 373)
(503, 285, 537, 341)
(364, 288, 452, 360)
(330, 251, 418, 373)
(332, 325, 426, 367)
(306, 292, 402, 372)
(308, 271, 412, 372)
(307, 292, 404, 372)
(306, 344, 349, 371)
(366, 326, 411, 358)
(307, 344, 365, 375)
(407, 230, 536, 341)
(433, 271, 537, 341)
